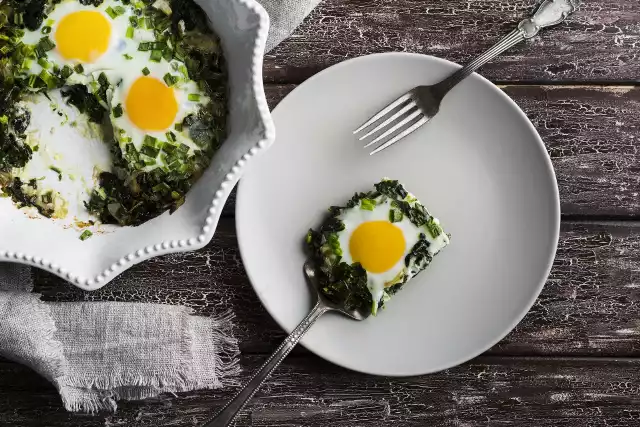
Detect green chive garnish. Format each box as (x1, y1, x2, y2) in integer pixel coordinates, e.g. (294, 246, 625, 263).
(49, 166, 62, 181)
(141, 67, 150, 76)
(60, 65, 73, 79)
(126, 26, 134, 39)
(389, 209, 403, 223)
(149, 50, 162, 62)
(188, 93, 200, 102)
(27, 74, 38, 88)
(105, 7, 118, 19)
(360, 198, 376, 211)
(79, 230, 93, 241)
(163, 73, 177, 86)
(141, 145, 159, 158)
(144, 135, 157, 146)
(37, 57, 50, 69)
(41, 26, 51, 35)
(38, 69, 59, 89)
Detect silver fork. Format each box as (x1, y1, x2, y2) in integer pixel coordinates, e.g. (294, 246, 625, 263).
(200, 261, 370, 427)
(355, 0, 581, 155)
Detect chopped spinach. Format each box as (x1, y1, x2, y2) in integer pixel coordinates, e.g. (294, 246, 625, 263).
(61, 85, 108, 124)
(307, 225, 372, 314)
(12, 0, 47, 31)
(374, 179, 408, 200)
(404, 233, 433, 276)
(426, 218, 443, 238)
(1, 177, 54, 217)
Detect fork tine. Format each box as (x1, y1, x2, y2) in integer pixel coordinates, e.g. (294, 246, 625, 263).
(353, 93, 412, 134)
(369, 116, 429, 155)
(358, 101, 418, 141)
(363, 109, 423, 148)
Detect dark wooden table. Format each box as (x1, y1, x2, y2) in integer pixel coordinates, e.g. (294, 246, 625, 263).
(3, 1, 640, 425)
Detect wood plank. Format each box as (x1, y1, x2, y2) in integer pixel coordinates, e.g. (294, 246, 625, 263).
(32, 219, 640, 357)
(501, 85, 640, 217)
(264, 0, 640, 83)
(3, 355, 640, 426)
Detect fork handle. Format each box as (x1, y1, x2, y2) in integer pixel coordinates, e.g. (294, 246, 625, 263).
(436, 0, 580, 94)
(201, 302, 330, 427)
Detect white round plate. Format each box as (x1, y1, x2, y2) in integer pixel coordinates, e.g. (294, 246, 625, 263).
(236, 53, 560, 376)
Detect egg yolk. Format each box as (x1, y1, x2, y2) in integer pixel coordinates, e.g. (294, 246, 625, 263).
(55, 11, 111, 63)
(126, 76, 178, 131)
(349, 221, 406, 273)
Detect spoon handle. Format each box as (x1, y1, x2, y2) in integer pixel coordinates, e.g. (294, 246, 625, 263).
(201, 302, 330, 427)
(437, 0, 580, 93)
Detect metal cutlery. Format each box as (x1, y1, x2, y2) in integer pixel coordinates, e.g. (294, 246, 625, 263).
(201, 261, 370, 427)
(354, 0, 581, 155)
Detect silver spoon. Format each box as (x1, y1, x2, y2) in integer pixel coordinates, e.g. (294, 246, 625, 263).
(201, 261, 370, 427)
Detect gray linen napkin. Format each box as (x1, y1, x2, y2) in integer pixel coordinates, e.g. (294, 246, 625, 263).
(0, 0, 319, 413)
(260, 0, 322, 51)
(0, 266, 241, 413)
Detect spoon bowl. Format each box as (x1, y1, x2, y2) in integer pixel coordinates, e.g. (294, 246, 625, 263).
(303, 260, 371, 321)
(202, 259, 369, 426)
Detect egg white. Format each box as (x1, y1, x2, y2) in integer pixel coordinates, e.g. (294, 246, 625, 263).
(107, 60, 209, 160)
(20, 0, 138, 82)
(337, 199, 422, 304)
(19, 0, 212, 171)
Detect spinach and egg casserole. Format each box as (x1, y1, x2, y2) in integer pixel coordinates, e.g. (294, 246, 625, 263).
(0, 0, 227, 226)
(306, 179, 450, 316)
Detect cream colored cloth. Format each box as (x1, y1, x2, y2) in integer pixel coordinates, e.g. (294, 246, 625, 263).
(0, 0, 320, 413)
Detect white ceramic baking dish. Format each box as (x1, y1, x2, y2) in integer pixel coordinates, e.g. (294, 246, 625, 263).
(0, 0, 275, 290)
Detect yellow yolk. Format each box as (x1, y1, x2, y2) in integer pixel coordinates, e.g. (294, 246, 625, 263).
(349, 221, 406, 273)
(55, 11, 111, 63)
(125, 76, 178, 131)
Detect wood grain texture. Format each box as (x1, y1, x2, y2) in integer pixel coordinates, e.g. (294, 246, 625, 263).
(5, 2, 640, 424)
(502, 85, 640, 217)
(31, 219, 640, 357)
(3, 356, 640, 426)
(264, 0, 640, 84)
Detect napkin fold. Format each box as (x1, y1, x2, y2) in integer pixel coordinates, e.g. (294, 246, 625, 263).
(0, 268, 241, 412)
(0, 0, 320, 413)
(260, 0, 322, 52)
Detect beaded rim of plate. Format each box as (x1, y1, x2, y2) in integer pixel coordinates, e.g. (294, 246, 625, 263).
(0, 0, 275, 290)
